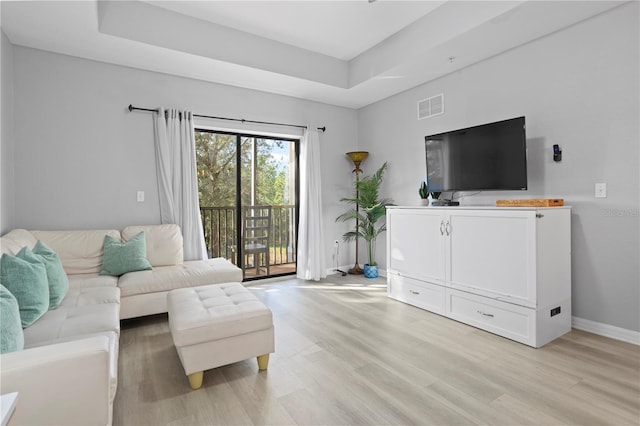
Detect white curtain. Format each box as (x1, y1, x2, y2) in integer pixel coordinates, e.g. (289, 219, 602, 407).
(297, 127, 327, 281)
(153, 108, 207, 261)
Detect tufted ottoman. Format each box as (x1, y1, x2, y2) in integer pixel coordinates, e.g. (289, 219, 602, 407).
(167, 282, 274, 389)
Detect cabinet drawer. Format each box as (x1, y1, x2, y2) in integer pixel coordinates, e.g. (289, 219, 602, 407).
(445, 288, 535, 345)
(388, 273, 445, 315)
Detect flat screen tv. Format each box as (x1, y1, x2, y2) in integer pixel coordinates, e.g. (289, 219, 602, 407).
(425, 116, 527, 193)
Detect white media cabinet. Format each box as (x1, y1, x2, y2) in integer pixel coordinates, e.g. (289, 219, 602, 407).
(386, 206, 572, 348)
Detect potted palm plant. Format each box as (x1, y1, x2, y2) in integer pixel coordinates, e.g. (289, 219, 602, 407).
(337, 162, 394, 278)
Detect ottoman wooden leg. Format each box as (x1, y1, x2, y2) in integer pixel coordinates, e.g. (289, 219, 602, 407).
(188, 371, 204, 390)
(257, 354, 270, 371)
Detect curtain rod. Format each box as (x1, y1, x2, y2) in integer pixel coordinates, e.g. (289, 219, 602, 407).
(128, 104, 326, 133)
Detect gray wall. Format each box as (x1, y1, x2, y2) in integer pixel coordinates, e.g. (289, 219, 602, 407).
(10, 47, 358, 268)
(358, 3, 639, 332)
(1, 30, 14, 234)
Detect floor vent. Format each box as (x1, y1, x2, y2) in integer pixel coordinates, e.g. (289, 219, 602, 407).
(418, 93, 444, 120)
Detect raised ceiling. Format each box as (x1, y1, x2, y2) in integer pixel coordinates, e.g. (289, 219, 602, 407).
(145, 1, 447, 61)
(1, 1, 626, 108)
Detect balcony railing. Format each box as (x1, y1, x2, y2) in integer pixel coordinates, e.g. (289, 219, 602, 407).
(200, 205, 297, 271)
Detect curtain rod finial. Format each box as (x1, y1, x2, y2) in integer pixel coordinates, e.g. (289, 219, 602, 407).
(318, 126, 326, 133)
(128, 104, 133, 112)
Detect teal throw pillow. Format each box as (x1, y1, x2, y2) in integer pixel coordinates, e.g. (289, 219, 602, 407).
(1, 247, 50, 327)
(33, 240, 70, 309)
(0, 284, 25, 354)
(99, 231, 152, 277)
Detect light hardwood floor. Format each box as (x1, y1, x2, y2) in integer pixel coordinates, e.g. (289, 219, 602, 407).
(114, 275, 640, 425)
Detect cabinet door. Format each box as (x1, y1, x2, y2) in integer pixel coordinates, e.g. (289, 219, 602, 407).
(387, 209, 445, 283)
(446, 210, 537, 307)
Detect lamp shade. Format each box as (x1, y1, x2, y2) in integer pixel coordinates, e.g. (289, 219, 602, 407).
(346, 152, 369, 174)
(346, 151, 369, 165)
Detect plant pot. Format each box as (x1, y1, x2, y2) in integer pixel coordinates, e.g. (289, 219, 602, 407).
(363, 264, 378, 279)
(420, 198, 429, 206)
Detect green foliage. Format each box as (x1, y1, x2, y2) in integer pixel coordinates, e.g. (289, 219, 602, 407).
(196, 132, 236, 207)
(336, 162, 393, 266)
(195, 132, 289, 208)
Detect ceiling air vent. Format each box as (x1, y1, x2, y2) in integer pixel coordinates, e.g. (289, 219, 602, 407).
(417, 93, 444, 120)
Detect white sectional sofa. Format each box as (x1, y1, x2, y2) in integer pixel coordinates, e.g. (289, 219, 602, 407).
(0, 224, 242, 425)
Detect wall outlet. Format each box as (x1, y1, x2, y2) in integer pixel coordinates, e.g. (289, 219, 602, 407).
(595, 183, 607, 198)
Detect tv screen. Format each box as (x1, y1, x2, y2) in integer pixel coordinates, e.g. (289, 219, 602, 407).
(425, 116, 527, 192)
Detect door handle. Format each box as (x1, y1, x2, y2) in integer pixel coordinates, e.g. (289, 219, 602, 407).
(409, 290, 420, 295)
(477, 310, 494, 318)
(445, 221, 451, 236)
(440, 221, 445, 235)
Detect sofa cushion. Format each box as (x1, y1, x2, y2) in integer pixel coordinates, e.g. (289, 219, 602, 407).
(1, 248, 50, 327)
(32, 229, 121, 275)
(59, 286, 121, 309)
(68, 273, 119, 289)
(0, 285, 24, 354)
(0, 229, 37, 255)
(122, 224, 183, 267)
(23, 286, 121, 347)
(100, 232, 152, 277)
(33, 240, 70, 309)
(117, 258, 243, 297)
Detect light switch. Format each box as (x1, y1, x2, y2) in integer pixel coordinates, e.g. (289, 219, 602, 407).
(137, 191, 145, 202)
(595, 183, 607, 198)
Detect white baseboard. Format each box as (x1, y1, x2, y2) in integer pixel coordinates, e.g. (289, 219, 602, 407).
(572, 316, 640, 345)
(326, 264, 350, 276)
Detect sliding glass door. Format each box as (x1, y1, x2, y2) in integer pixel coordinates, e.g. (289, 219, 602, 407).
(195, 130, 299, 280)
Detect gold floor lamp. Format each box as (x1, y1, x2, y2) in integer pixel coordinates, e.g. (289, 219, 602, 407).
(346, 151, 369, 275)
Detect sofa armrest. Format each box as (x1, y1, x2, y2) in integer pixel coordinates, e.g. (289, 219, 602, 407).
(0, 336, 112, 426)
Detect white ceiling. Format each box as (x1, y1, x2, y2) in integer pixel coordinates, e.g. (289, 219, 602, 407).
(144, 1, 446, 61)
(1, 1, 626, 109)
